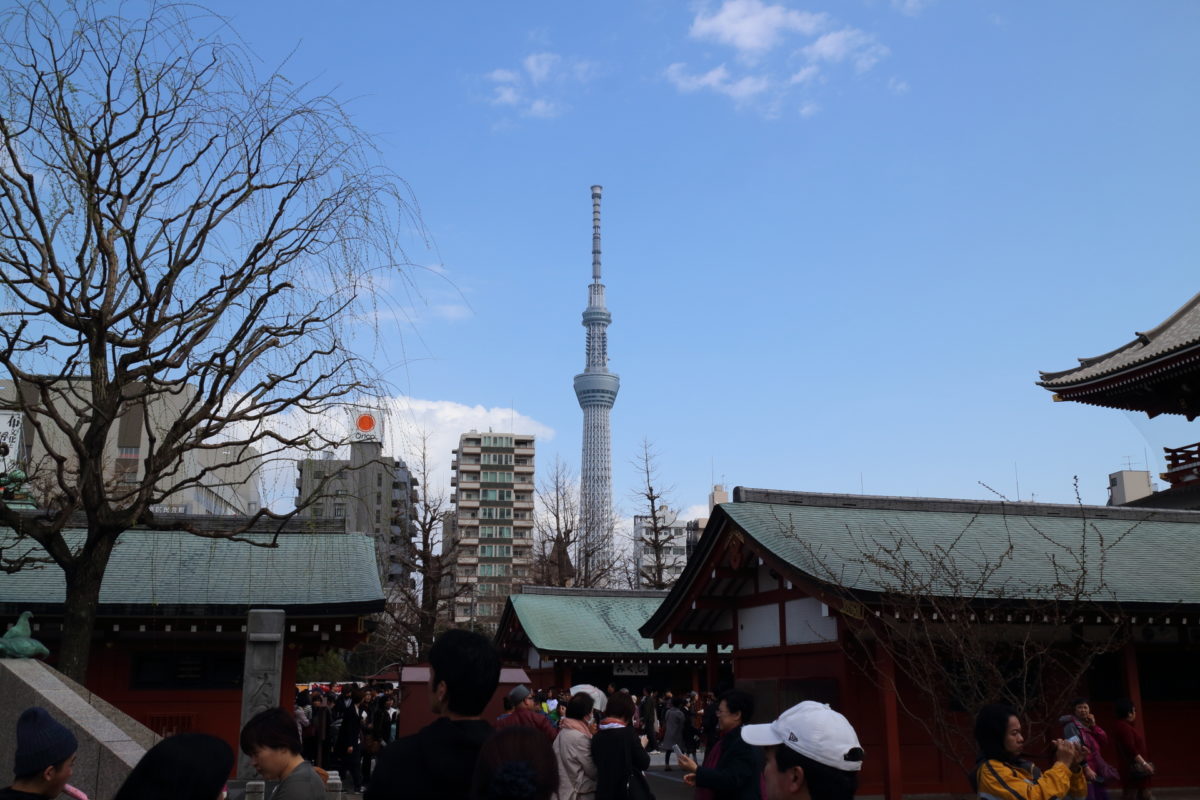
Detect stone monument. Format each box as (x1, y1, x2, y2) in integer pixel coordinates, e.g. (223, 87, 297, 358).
(238, 609, 285, 780)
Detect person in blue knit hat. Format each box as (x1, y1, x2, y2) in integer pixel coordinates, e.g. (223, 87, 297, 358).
(2, 706, 78, 800)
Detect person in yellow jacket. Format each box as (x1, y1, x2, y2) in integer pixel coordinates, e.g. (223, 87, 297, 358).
(973, 703, 1089, 800)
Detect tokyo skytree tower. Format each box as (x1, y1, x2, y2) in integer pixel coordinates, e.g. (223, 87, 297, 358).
(573, 185, 619, 585)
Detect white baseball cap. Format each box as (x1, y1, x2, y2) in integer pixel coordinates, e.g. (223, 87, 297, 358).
(741, 701, 864, 772)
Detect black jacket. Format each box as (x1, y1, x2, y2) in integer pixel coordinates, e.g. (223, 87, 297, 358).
(335, 702, 363, 751)
(695, 726, 762, 800)
(365, 716, 493, 800)
(592, 725, 651, 800)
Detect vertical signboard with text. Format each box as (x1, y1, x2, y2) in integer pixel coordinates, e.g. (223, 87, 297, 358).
(0, 411, 21, 474)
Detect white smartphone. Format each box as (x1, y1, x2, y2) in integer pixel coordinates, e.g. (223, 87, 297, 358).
(672, 744, 683, 757)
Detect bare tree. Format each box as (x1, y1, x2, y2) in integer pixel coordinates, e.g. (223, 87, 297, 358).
(532, 457, 580, 587)
(371, 432, 473, 664)
(630, 439, 685, 589)
(531, 456, 621, 588)
(0, 2, 419, 680)
(782, 487, 1131, 779)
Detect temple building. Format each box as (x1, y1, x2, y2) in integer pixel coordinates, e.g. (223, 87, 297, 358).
(494, 586, 730, 692)
(0, 520, 382, 756)
(640, 488, 1200, 799)
(1039, 291, 1200, 509)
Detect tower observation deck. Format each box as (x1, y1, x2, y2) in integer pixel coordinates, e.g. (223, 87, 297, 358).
(573, 185, 619, 585)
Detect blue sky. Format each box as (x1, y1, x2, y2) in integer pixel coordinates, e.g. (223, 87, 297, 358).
(205, 0, 1200, 515)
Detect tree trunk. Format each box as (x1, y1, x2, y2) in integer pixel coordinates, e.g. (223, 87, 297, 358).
(57, 535, 117, 682)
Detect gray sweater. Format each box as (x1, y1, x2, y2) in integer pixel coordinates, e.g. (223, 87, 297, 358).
(273, 760, 326, 800)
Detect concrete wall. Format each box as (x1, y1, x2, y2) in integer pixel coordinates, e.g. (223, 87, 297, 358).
(0, 658, 155, 799)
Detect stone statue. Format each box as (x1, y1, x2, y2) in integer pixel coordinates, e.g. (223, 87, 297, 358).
(0, 611, 51, 658)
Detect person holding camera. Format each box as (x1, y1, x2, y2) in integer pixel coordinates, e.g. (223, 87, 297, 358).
(972, 703, 1088, 800)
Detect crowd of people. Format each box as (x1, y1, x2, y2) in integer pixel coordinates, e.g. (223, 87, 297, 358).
(0, 635, 1158, 800)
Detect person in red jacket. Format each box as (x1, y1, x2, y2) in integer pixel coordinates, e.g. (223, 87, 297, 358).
(1111, 700, 1154, 800)
(496, 685, 558, 742)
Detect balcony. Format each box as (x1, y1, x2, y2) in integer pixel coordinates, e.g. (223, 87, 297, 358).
(514, 447, 534, 457)
(1163, 441, 1200, 487)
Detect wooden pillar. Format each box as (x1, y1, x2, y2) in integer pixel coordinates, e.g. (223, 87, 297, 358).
(692, 663, 701, 693)
(1122, 641, 1147, 740)
(876, 643, 903, 800)
(563, 664, 573, 689)
(706, 643, 719, 692)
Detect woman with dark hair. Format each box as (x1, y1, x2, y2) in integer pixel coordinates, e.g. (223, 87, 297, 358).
(240, 707, 327, 800)
(471, 726, 559, 800)
(112, 733, 233, 800)
(973, 703, 1088, 800)
(591, 692, 651, 800)
(1060, 697, 1116, 800)
(552, 692, 598, 800)
(677, 689, 761, 800)
(1111, 700, 1154, 800)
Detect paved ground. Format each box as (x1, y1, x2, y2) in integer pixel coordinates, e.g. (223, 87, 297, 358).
(644, 761, 699, 800)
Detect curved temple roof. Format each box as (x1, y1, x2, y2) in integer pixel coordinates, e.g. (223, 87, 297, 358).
(1039, 291, 1200, 388)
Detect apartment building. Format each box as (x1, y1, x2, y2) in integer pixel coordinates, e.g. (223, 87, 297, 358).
(446, 431, 535, 627)
(295, 438, 419, 587)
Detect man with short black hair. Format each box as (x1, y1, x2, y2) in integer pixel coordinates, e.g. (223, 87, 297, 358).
(2, 707, 79, 800)
(740, 701, 864, 800)
(365, 629, 502, 800)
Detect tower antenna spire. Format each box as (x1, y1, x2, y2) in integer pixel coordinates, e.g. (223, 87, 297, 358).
(592, 185, 602, 281)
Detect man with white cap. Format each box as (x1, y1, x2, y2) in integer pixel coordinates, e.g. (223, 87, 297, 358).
(740, 701, 864, 800)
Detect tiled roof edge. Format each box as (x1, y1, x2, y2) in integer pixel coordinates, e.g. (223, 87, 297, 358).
(517, 586, 670, 598)
(731, 487, 1200, 524)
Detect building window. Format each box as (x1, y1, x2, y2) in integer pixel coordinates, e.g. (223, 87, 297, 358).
(478, 545, 512, 558)
(117, 446, 140, 458)
(312, 506, 324, 517)
(480, 471, 513, 484)
(333, 505, 346, 518)
(481, 436, 513, 448)
(377, 473, 383, 487)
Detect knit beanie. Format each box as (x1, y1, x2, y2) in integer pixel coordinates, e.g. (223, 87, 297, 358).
(14, 707, 78, 777)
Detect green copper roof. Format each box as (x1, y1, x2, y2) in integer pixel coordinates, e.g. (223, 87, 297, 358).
(507, 589, 715, 655)
(0, 529, 384, 612)
(719, 495, 1200, 605)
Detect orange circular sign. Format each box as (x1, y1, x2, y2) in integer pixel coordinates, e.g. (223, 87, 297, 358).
(356, 413, 377, 433)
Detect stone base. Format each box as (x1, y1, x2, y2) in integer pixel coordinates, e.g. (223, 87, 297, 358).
(0, 659, 156, 800)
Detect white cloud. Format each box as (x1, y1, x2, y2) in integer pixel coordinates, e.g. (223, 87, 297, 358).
(491, 85, 522, 107)
(803, 28, 889, 72)
(691, 0, 827, 56)
(482, 51, 594, 120)
(527, 99, 562, 118)
(431, 303, 473, 321)
(670, 4, 890, 118)
(789, 65, 819, 85)
(523, 52, 561, 84)
(890, 0, 931, 16)
(665, 63, 769, 101)
(888, 76, 910, 95)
